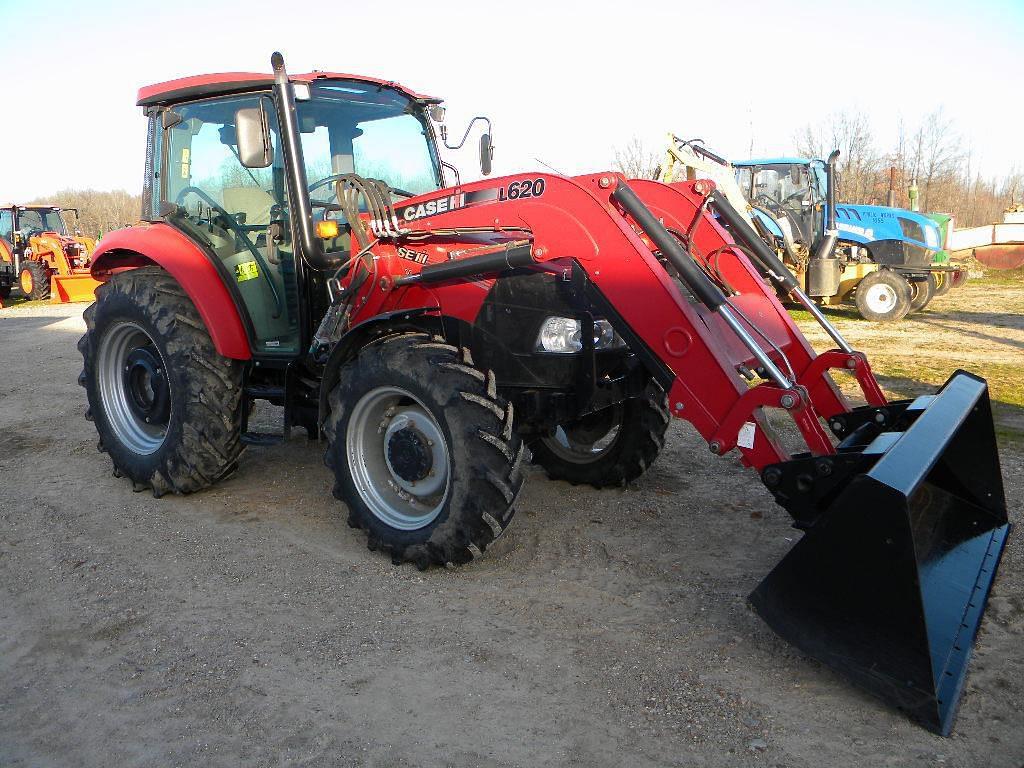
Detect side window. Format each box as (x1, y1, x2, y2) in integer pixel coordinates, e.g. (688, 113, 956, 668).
(0, 211, 12, 243)
(735, 168, 753, 199)
(163, 95, 300, 355)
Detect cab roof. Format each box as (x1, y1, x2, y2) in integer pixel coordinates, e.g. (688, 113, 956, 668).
(0, 203, 63, 210)
(733, 157, 815, 167)
(137, 71, 437, 107)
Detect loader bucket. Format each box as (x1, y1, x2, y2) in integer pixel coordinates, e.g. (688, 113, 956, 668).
(51, 273, 101, 304)
(750, 371, 1009, 735)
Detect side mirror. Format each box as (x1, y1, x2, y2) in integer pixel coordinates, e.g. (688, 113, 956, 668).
(479, 133, 493, 176)
(235, 105, 273, 168)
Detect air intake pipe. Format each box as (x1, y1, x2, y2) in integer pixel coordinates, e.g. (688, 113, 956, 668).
(813, 149, 842, 262)
(271, 52, 332, 270)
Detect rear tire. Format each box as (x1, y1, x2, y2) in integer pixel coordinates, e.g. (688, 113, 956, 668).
(526, 384, 670, 488)
(78, 266, 245, 497)
(324, 333, 524, 568)
(909, 273, 936, 312)
(854, 270, 911, 322)
(19, 261, 50, 301)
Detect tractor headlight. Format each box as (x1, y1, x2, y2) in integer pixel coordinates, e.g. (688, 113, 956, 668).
(536, 317, 624, 353)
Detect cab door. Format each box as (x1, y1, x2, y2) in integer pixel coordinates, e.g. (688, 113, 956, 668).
(161, 94, 300, 355)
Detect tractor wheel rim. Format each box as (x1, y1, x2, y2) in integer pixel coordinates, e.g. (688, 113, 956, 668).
(97, 322, 170, 455)
(542, 404, 623, 464)
(864, 283, 897, 314)
(346, 386, 450, 530)
(20, 270, 32, 294)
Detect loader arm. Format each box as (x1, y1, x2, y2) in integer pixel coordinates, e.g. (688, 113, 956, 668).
(365, 172, 1009, 735)
(383, 171, 871, 472)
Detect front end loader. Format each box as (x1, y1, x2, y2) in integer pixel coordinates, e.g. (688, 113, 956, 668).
(0, 204, 101, 303)
(78, 54, 1010, 736)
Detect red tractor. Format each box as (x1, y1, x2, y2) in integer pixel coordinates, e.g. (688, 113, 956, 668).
(79, 54, 1009, 735)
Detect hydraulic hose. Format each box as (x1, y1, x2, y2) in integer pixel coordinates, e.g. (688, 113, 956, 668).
(611, 182, 727, 310)
(612, 180, 792, 387)
(711, 190, 853, 353)
(709, 191, 800, 294)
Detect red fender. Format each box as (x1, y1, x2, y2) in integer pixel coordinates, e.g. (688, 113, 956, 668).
(90, 223, 251, 360)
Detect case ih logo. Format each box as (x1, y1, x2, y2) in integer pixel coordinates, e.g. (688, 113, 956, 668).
(396, 179, 546, 222)
(399, 194, 466, 222)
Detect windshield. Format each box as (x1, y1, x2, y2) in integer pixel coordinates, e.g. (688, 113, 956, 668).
(298, 82, 441, 206)
(736, 163, 816, 212)
(17, 207, 68, 235)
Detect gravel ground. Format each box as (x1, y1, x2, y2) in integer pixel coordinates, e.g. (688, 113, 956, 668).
(1, 284, 1021, 767)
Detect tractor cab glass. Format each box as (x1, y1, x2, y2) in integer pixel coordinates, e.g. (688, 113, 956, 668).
(297, 82, 442, 212)
(749, 165, 812, 211)
(162, 94, 300, 355)
(0, 210, 13, 243)
(738, 162, 828, 215)
(17, 207, 68, 237)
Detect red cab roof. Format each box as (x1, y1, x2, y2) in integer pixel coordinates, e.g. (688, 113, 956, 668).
(136, 71, 437, 107)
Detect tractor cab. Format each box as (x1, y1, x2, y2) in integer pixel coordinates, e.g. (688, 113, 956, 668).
(734, 158, 828, 249)
(139, 73, 453, 357)
(0, 205, 73, 251)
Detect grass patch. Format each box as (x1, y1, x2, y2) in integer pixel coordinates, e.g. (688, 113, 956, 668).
(868, 358, 1024, 408)
(861, 357, 1024, 453)
(786, 304, 862, 324)
(1, 296, 54, 310)
(972, 266, 1024, 285)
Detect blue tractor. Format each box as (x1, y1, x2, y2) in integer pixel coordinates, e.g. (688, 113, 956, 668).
(733, 152, 963, 321)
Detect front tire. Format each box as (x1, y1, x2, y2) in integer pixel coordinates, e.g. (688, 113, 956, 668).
(324, 333, 524, 568)
(78, 267, 245, 497)
(854, 270, 912, 322)
(19, 261, 50, 300)
(933, 271, 953, 297)
(526, 384, 670, 488)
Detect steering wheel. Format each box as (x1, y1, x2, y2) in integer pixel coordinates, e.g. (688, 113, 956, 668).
(754, 194, 784, 211)
(174, 186, 284, 318)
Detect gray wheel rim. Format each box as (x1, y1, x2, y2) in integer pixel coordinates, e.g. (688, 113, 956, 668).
(96, 321, 169, 455)
(864, 283, 897, 314)
(346, 386, 450, 530)
(542, 406, 623, 465)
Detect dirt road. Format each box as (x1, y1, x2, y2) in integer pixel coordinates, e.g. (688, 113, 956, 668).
(2, 280, 1022, 767)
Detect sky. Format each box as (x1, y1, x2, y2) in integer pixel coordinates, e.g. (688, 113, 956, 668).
(1, 0, 1021, 201)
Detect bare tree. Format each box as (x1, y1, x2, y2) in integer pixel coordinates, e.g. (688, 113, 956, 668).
(612, 137, 661, 180)
(795, 110, 878, 202)
(27, 189, 142, 239)
(908, 108, 963, 212)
